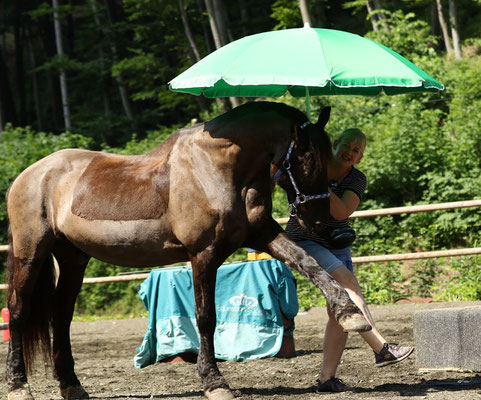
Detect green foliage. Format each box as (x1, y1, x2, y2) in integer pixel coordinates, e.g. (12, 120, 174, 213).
(271, 186, 290, 219)
(112, 0, 201, 129)
(433, 256, 481, 301)
(295, 255, 481, 311)
(292, 270, 326, 310)
(357, 262, 405, 304)
(75, 259, 147, 316)
(102, 126, 175, 155)
(271, 0, 302, 30)
(366, 10, 437, 61)
(408, 260, 439, 298)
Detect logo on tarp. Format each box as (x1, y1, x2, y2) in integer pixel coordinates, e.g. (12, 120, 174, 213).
(229, 294, 258, 308)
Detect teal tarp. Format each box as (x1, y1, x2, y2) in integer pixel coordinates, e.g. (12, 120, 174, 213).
(134, 259, 298, 368)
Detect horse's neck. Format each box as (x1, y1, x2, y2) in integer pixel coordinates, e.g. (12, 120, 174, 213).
(172, 103, 298, 173)
(216, 115, 293, 166)
(260, 122, 293, 166)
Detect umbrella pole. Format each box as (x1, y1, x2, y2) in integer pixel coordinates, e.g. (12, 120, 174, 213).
(305, 87, 311, 122)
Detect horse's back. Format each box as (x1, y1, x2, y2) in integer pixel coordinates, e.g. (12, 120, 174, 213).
(9, 148, 101, 206)
(11, 147, 98, 182)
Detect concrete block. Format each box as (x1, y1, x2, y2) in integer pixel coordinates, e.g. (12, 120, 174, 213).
(413, 306, 481, 371)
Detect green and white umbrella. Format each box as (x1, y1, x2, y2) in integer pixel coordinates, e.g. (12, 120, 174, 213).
(169, 25, 444, 117)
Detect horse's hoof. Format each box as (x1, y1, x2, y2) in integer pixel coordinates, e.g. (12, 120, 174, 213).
(8, 384, 34, 400)
(205, 388, 235, 400)
(59, 384, 89, 399)
(339, 313, 372, 332)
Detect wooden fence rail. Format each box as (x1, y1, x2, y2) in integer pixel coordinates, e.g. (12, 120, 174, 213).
(0, 199, 480, 289)
(275, 199, 481, 225)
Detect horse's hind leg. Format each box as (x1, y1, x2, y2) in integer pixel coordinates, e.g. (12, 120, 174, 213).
(190, 250, 234, 400)
(6, 229, 56, 400)
(51, 241, 90, 400)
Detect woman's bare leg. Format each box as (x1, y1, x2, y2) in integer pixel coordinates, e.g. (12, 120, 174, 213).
(330, 266, 385, 353)
(319, 307, 348, 382)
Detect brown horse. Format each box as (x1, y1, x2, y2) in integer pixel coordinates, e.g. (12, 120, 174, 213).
(6, 101, 370, 400)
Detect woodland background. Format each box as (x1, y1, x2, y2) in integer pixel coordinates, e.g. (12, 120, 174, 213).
(0, 0, 480, 315)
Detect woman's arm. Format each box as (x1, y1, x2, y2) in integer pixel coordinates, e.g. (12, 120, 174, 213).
(328, 188, 360, 220)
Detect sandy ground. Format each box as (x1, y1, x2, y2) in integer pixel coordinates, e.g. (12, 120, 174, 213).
(2, 301, 481, 400)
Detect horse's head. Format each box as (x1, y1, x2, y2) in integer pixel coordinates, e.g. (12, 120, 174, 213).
(273, 106, 332, 232)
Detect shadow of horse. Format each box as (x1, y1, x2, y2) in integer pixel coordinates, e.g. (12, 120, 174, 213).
(294, 345, 362, 357)
(354, 375, 481, 396)
(88, 393, 205, 399)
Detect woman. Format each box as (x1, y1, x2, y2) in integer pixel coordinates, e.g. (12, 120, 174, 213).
(286, 128, 413, 393)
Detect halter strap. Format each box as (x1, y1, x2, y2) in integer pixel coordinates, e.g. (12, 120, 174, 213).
(274, 134, 330, 216)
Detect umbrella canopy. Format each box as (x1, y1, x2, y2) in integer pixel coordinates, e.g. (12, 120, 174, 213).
(169, 26, 444, 99)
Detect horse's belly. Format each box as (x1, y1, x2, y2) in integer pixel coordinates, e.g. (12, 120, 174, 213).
(59, 215, 188, 267)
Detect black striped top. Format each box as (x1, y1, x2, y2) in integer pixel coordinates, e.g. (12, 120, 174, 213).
(285, 167, 366, 248)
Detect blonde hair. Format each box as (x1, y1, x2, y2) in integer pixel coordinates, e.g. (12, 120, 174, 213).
(337, 128, 367, 144)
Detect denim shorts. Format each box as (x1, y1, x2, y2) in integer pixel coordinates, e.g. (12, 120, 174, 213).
(296, 240, 354, 274)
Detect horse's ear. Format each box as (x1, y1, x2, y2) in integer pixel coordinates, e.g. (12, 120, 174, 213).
(315, 106, 331, 129)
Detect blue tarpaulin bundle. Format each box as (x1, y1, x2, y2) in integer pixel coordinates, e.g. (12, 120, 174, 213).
(134, 259, 298, 368)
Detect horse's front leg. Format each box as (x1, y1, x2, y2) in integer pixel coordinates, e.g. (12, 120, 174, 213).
(252, 221, 371, 332)
(190, 250, 234, 400)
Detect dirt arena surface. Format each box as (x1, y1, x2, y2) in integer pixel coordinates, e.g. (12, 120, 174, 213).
(2, 301, 481, 400)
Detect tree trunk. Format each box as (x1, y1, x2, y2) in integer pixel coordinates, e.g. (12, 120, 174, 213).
(40, 13, 62, 132)
(89, 0, 112, 142)
(104, 0, 134, 120)
(221, 0, 234, 42)
(197, 0, 214, 53)
(430, 2, 438, 36)
(214, 0, 240, 107)
(47, 70, 62, 132)
(0, 48, 17, 126)
(212, 0, 229, 45)
(448, 0, 462, 59)
(372, 0, 389, 31)
(237, 0, 249, 35)
(311, 1, 326, 27)
(366, 1, 379, 32)
(52, 0, 71, 130)
(178, 0, 208, 112)
(26, 28, 43, 131)
(299, 0, 312, 27)
(204, 0, 240, 108)
(14, 4, 27, 125)
(196, 0, 222, 109)
(204, 0, 223, 49)
(178, 0, 201, 63)
(436, 0, 453, 55)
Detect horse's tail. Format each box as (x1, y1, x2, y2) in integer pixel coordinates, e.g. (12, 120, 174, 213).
(7, 224, 55, 375)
